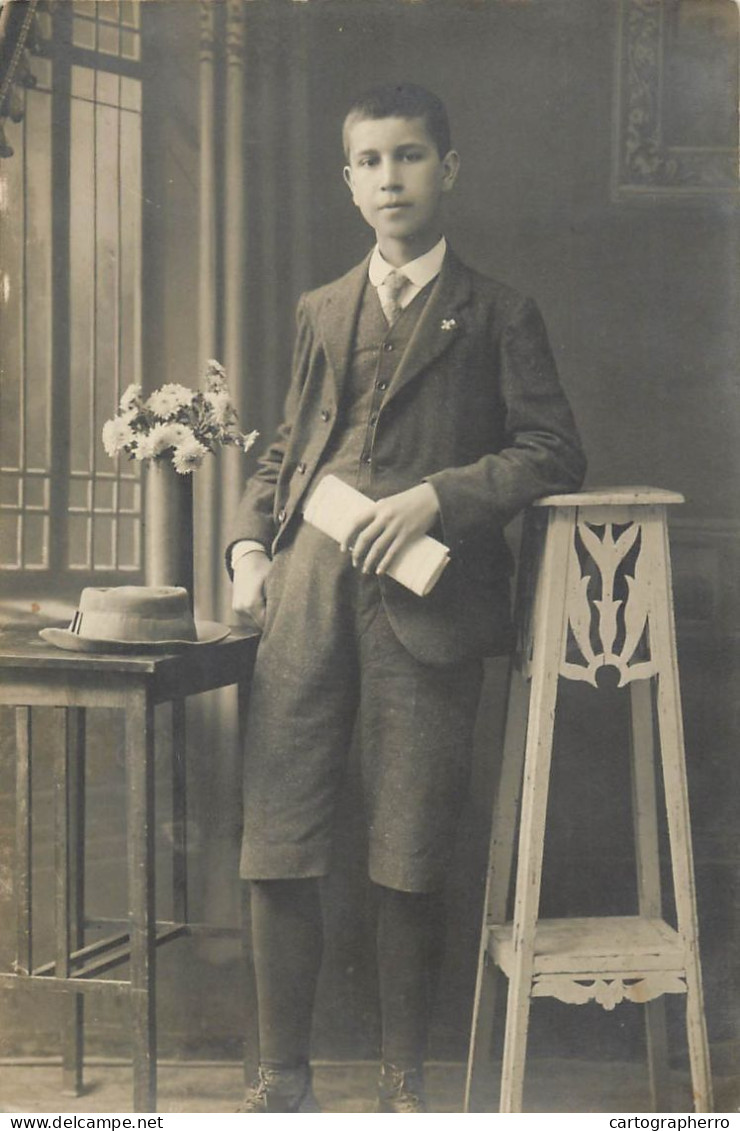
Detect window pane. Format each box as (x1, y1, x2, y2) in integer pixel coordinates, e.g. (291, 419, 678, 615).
(119, 478, 140, 512)
(0, 515, 20, 567)
(94, 100, 120, 471)
(120, 95, 142, 392)
(117, 515, 139, 569)
(0, 475, 20, 506)
(72, 16, 96, 50)
(93, 515, 114, 568)
(97, 23, 120, 57)
(69, 478, 91, 510)
(120, 0, 139, 28)
(22, 513, 48, 568)
(24, 477, 49, 509)
(70, 82, 95, 475)
(68, 515, 91, 568)
(94, 478, 115, 510)
(0, 107, 24, 471)
(119, 30, 140, 61)
(71, 66, 95, 101)
(23, 85, 53, 472)
(96, 70, 119, 108)
(120, 77, 141, 112)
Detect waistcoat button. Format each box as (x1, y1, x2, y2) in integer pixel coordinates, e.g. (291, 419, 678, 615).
(297, 462, 307, 474)
(376, 381, 388, 392)
(320, 408, 331, 422)
(384, 342, 394, 352)
(277, 508, 287, 523)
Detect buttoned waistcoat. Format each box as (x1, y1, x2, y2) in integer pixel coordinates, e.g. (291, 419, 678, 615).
(228, 248, 587, 666)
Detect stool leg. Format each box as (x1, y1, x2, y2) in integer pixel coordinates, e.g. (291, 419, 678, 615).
(465, 666, 530, 1112)
(500, 508, 573, 1112)
(649, 518, 713, 1112)
(171, 699, 188, 925)
(15, 708, 33, 976)
(629, 680, 671, 1111)
(61, 709, 86, 1096)
(237, 674, 253, 1093)
(126, 690, 157, 1113)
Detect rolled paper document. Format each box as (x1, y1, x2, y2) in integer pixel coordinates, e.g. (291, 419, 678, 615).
(303, 475, 450, 597)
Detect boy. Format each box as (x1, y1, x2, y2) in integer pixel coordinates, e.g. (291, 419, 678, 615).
(227, 83, 585, 1113)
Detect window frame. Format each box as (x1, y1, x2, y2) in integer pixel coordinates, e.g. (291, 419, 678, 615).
(0, 1, 150, 601)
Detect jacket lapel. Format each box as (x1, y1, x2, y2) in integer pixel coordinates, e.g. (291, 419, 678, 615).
(317, 255, 370, 401)
(385, 248, 473, 403)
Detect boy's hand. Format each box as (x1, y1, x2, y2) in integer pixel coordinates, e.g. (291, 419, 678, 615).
(231, 551, 273, 630)
(342, 483, 440, 575)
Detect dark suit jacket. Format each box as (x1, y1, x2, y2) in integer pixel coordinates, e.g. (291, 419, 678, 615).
(228, 247, 586, 665)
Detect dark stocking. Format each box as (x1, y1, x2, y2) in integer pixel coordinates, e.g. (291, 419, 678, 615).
(250, 877, 323, 1067)
(376, 884, 442, 1069)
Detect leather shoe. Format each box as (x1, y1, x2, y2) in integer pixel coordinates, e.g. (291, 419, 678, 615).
(376, 1062, 428, 1113)
(238, 1063, 320, 1113)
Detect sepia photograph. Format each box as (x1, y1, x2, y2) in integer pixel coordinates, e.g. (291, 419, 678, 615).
(0, 0, 738, 1118)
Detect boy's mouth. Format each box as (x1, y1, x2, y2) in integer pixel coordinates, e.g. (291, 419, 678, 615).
(380, 202, 411, 212)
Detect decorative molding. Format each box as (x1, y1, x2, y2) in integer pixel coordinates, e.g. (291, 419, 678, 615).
(225, 0, 244, 66)
(198, 0, 216, 63)
(613, 0, 739, 198)
(532, 971, 687, 1010)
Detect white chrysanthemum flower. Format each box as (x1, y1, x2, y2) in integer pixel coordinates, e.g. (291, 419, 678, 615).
(206, 389, 234, 427)
(134, 423, 189, 461)
(204, 360, 227, 394)
(146, 383, 194, 418)
(133, 433, 157, 461)
(102, 417, 134, 458)
(119, 383, 143, 412)
(241, 429, 259, 453)
(172, 434, 209, 474)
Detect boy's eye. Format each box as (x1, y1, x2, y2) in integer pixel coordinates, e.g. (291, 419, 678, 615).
(358, 156, 379, 167)
(403, 151, 423, 162)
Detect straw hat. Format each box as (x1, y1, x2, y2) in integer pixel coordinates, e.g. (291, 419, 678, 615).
(40, 586, 230, 653)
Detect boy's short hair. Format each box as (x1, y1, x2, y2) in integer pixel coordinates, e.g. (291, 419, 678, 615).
(342, 82, 452, 159)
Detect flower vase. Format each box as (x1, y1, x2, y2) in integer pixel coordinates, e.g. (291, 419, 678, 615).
(144, 459, 194, 608)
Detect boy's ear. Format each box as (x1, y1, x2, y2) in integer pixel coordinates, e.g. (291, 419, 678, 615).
(343, 164, 356, 200)
(441, 149, 460, 193)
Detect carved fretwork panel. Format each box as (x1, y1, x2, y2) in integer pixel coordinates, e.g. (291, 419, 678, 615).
(560, 509, 660, 687)
(532, 971, 688, 1011)
(518, 505, 668, 687)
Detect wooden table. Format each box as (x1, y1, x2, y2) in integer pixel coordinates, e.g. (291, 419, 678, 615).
(0, 626, 259, 1112)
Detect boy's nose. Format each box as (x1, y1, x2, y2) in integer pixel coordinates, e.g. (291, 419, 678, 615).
(380, 161, 403, 190)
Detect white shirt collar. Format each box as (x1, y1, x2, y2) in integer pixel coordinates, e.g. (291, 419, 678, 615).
(368, 237, 447, 290)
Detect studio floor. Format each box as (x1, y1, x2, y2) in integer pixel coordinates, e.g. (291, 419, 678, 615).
(1, 1057, 739, 1115)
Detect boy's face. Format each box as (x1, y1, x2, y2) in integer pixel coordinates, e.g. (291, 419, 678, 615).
(343, 116, 459, 257)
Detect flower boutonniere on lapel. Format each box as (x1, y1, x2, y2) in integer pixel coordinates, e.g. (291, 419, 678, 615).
(440, 317, 459, 333)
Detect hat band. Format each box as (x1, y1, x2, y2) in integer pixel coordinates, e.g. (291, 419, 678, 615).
(69, 608, 198, 643)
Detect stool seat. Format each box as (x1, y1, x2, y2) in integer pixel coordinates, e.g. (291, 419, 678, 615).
(465, 489, 712, 1113)
(533, 486, 685, 507)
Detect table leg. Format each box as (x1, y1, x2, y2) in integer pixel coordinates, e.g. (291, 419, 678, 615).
(171, 699, 187, 924)
(237, 675, 252, 1091)
(61, 709, 86, 1096)
(125, 688, 157, 1113)
(15, 708, 33, 976)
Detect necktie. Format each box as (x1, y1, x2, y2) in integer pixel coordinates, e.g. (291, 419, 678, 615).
(378, 269, 411, 325)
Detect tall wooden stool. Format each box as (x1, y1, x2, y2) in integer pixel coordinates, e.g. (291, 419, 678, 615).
(465, 488, 713, 1113)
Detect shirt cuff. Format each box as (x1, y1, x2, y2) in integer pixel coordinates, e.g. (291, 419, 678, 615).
(230, 540, 269, 570)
